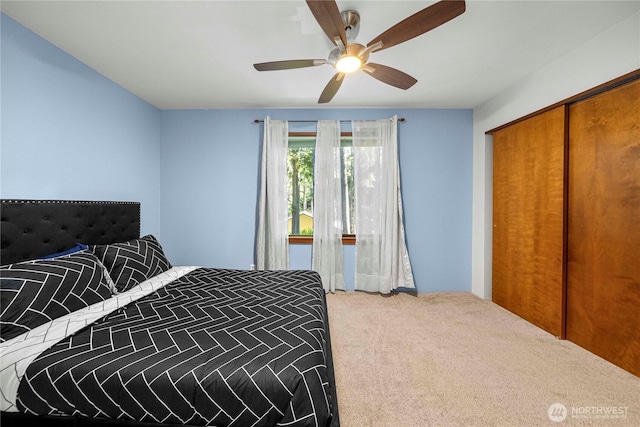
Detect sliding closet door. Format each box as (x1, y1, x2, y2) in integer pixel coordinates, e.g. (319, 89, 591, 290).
(567, 79, 640, 376)
(492, 106, 567, 337)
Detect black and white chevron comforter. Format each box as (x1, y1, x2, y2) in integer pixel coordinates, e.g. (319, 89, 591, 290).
(16, 268, 337, 427)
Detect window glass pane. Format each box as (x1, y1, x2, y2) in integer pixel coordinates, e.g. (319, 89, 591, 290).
(287, 135, 355, 236)
(288, 142, 314, 235)
(341, 145, 355, 234)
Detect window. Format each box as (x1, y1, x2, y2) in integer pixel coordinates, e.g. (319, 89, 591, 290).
(287, 133, 355, 243)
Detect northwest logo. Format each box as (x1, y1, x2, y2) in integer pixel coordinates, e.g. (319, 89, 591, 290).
(548, 403, 568, 422)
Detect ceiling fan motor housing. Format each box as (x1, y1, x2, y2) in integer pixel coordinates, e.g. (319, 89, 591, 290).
(327, 10, 366, 67)
(341, 10, 360, 40)
(328, 42, 368, 66)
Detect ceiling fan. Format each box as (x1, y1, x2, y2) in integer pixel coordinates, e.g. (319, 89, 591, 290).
(253, 0, 466, 103)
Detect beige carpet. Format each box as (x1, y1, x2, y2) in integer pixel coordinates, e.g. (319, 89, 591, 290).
(326, 291, 640, 426)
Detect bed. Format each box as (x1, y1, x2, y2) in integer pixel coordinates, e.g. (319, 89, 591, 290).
(0, 199, 339, 427)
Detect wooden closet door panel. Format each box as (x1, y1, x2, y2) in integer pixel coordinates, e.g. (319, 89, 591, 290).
(567, 79, 640, 376)
(492, 106, 567, 337)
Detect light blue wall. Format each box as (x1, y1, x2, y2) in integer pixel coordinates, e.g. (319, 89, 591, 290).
(0, 14, 162, 235)
(160, 108, 473, 293)
(2, 14, 473, 293)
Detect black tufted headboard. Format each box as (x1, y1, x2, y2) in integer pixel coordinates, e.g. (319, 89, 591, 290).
(1, 199, 140, 265)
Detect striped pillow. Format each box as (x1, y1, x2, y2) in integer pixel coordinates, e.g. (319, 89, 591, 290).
(0, 252, 113, 342)
(90, 235, 172, 293)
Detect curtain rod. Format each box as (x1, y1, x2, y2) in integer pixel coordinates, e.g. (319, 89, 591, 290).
(253, 118, 405, 124)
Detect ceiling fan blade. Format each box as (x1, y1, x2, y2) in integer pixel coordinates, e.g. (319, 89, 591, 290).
(367, 0, 466, 52)
(254, 59, 326, 71)
(318, 73, 345, 104)
(306, 0, 347, 47)
(363, 63, 417, 90)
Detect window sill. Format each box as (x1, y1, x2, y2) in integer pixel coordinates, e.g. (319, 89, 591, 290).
(289, 235, 356, 245)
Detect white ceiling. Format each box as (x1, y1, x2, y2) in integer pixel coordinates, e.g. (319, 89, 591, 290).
(2, 1, 638, 110)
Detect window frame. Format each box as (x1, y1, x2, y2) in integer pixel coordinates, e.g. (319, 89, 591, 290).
(288, 131, 356, 245)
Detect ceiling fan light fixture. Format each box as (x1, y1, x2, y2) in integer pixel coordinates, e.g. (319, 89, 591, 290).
(335, 55, 362, 73)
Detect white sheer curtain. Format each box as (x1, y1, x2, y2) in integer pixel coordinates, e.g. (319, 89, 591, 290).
(352, 116, 414, 293)
(312, 120, 345, 292)
(255, 117, 289, 270)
